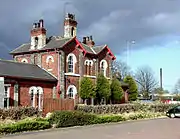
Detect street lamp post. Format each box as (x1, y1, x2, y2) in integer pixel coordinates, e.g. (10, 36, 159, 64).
(61, 1, 72, 36)
(126, 40, 135, 66)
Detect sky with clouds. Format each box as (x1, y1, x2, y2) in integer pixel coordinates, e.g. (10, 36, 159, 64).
(1, 0, 180, 92)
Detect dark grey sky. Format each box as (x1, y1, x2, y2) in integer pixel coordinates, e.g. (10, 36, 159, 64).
(1, 0, 180, 59)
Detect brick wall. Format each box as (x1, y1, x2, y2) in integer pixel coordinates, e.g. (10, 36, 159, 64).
(5, 78, 56, 107)
(41, 52, 58, 77)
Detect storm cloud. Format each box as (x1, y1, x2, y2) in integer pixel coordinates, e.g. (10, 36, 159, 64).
(1, 0, 180, 59)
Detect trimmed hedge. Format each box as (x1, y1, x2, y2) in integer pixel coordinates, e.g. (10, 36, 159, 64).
(75, 103, 177, 114)
(48, 111, 97, 128)
(0, 107, 40, 120)
(48, 110, 165, 128)
(0, 120, 51, 135)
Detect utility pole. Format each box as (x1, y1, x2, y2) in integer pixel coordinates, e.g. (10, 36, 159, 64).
(126, 40, 135, 66)
(160, 68, 163, 90)
(62, 1, 72, 37)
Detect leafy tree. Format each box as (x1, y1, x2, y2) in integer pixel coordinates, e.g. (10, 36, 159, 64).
(80, 77, 95, 101)
(96, 74, 110, 104)
(124, 75, 138, 101)
(110, 78, 123, 103)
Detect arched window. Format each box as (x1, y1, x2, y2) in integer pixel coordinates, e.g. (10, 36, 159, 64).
(68, 88, 74, 98)
(89, 60, 93, 76)
(46, 56, 54, 70)
(68, 56, 73, 72)
(21, 58, 28, 63)
(34, 37, 38, 49)
(100, 60, 108, 77)
(36, 86, 43, 111)
(29, 86, 37, 107)
(84, 60, 89, 75)
(29, 86, 43, 110)
(67, 53, 77, 73)
(71, 27, 74, 37)
(67, 85, 77, 99)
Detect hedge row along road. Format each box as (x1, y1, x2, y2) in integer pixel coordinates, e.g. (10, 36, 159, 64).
(2, 118, 179, 139)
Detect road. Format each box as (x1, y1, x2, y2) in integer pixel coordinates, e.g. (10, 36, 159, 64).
(2, 118, 180, 139)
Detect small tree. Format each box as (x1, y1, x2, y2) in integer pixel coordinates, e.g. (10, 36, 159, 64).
(124, 75, 138, 101)
(80, 77, 95, 104)
(96, 74, 110, 104)
(110, 78, 123, 103)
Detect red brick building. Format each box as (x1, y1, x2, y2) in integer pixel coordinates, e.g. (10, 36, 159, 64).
(0, 13, 117, 109)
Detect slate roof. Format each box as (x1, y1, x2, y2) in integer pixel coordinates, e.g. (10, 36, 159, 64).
(10, 36, 106, 55)
(0, 60, 57, 81)
(93, 45, 106, 53)
(10, 36, 72, 54)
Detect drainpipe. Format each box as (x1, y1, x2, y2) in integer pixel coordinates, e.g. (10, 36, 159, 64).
(57, 50, 60, 98)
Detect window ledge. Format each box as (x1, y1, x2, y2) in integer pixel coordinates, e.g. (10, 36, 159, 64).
(65, 73, 80, 77)
(83, 75, 96, 78)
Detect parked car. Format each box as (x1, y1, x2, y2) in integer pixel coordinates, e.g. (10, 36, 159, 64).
(166, 105, 180, 118)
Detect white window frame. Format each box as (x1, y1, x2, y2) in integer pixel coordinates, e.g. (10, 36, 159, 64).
(4, 84, 11, 109)
(66, 53, 77, 73)
(29, 86, 43, 110)
(46, 55, 54, 71)
(67, 85, 77, 99)
(21, 58, 28, 63)
(100, 59, 108, 77)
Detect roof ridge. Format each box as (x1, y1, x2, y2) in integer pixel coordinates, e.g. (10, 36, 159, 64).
(90, 47, 96, 54)
(37, 65, 58, 79)
(10, 43, 30, 53)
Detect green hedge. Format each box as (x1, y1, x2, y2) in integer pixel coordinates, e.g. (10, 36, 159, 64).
(0, 107, 40, 120)
(48, 110, 165, 128)
(75, 103, 177, 114)
(48, 111, 97, 128)
(0, 120, 51, 135)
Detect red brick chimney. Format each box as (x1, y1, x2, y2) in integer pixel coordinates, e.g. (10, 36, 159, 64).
(82, 36, 95, 47)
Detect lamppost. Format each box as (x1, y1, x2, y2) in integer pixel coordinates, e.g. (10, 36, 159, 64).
(126, 40, 135, 66)
(61, 1, 72, 36)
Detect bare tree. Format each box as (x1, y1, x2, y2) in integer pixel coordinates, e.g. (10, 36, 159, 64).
(112, 60, 131, 80)
(174, 78, 180, 94)
(135, 66, 158, 95)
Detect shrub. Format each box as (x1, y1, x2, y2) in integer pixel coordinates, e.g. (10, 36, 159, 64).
(0, 107, 40, 120)
(94, 115, 126, 124)
(0, 120, 51, 135)
(123, 75, 138, 101)
(75, 103, 177, 114)
(48, 110, 165, 129)
(48, 111, 97, 128)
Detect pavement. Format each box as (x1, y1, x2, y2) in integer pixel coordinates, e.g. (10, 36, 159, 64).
(2, 118, 180, 139)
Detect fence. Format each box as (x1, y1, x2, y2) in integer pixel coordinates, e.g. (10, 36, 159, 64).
(43, 98, 75, 115)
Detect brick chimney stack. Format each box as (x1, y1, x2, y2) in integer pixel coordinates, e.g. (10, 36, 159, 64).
(30, 19, 46, 50)
(82, 35, 95, 47)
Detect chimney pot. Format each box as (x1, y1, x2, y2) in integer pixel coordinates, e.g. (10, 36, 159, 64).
(90, 35, 93, 40)
(37, 22, 40, 28)
(39, 19, 44, 28)
(33, 23, 36, 28)
(83, 37, 86, 44)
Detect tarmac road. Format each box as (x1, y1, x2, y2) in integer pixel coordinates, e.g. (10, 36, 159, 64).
(2, 118, 180, 139)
